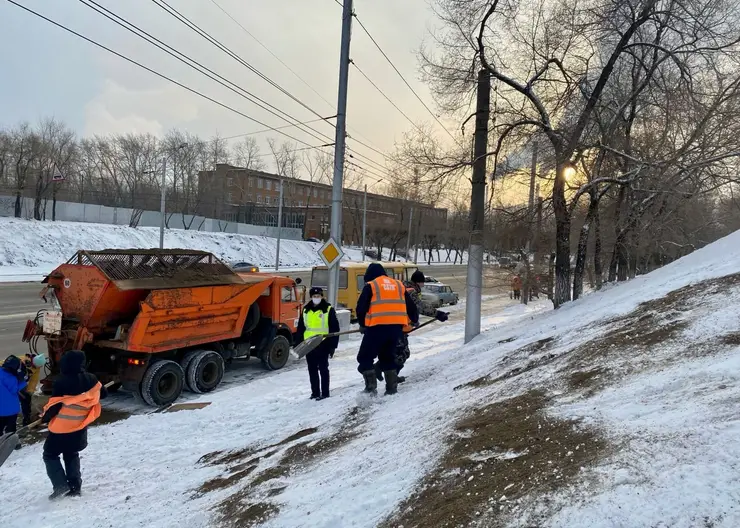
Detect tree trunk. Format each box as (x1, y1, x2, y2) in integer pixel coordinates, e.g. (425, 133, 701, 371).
(552, 162, 572, 308)
(572, 220, 591, 301)
(14, 192, 22, 218)
(594, 200, 603, 290)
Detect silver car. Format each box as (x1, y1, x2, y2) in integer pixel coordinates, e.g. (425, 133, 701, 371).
(422, 283, 459, 306)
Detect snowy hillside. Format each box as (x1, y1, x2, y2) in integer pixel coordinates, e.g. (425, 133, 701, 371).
(0, 217, 365, 281)
(3, 230, 740, 526)
(0, 218, 469, 281)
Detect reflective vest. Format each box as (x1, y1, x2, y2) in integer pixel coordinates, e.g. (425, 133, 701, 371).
(365, 276, 408, 327)
(43, 381, 102, 434)
(303, 306, 332, 339)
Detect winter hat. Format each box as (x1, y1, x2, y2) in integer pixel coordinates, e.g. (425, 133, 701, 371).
(309, 287, 324, 297)
(411, 270, 426, 284)
(364, 262, 387, 282)
(2, 355, 21, 374)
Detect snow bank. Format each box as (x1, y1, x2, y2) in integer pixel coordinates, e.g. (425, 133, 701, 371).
(3, 228, 740, 526)
(0, 217, 364, 281)
(0, 218, 468, 282)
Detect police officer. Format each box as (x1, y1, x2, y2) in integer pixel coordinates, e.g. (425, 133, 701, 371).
(296, 287, 340, 400)
(356, 263, 419, 395)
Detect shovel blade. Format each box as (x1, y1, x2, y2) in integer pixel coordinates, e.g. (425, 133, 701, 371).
(292, 335, 325, 359)
(0, 432, 20, 468)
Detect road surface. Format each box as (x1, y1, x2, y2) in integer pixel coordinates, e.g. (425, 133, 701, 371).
(0, 264, 511, 361)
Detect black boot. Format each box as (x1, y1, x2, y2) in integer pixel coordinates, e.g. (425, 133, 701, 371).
(48, 486, 70, 501)
(374, 363, 384, 381)
(384, 370, 399, 395)
(361, 370, 378, 393)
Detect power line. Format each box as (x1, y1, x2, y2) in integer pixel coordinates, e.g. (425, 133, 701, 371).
(208, 0, 336, 111)
(351, 60, 423, 134)
(211, 0, 394, 169)
(151, 0, 332, 127)
(222, 118, 334, 141)
(351, 9, 459, 143)
(5, 0, 330, 153)
(78, 0, 331, 147)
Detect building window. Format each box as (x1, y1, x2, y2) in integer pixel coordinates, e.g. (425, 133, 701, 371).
(257, 195, 262, 203)
(265, 196, 271, 205)
(227, 177, 233, 187)
(298, 201, 303, 207)
(226, 192, 233, 203)
(313, 188, 318, 198)
(248, 177, 253, 188)
(266, 180, 272, 191)
(258, 178, 264, 189)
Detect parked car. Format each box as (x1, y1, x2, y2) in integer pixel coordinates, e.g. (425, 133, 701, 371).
(423, 283, 459, 306)
(424, 276, 440, 284)
(306, 237, 321, 243)
(231, 262, 260, 273)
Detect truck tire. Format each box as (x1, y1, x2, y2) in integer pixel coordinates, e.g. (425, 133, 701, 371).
(140, 360, 184, 407)
(179, 350, 203, 391)
(261, 335, 290, 371)
(186, 350, 225, 394)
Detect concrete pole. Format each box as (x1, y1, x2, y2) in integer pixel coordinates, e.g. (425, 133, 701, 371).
(362, 184, 367, 261)
(275, 178, 284, 271)
(522, 141, 538, 305)
(159, 157, 167, 249)
(405, 207, 414, 261)
(464, 69, 490, 344)
(328, 0, 353, 308)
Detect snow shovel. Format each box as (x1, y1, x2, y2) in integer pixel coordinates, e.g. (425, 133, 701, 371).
(0, 418, 42, 468)
(293, 329, 361, 359)
(292, 317, 443, 359)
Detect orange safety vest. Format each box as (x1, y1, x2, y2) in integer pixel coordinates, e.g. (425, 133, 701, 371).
(365, 276, 409, 327)
(43, 381, 102, 434)
(402, 285, 417, 333)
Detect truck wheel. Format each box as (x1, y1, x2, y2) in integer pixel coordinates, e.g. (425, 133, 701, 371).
(186, 350, 225, 394)
(140, 360, 184, 407)
(261, 335, 290, 371)
(179, 350, 202, 391)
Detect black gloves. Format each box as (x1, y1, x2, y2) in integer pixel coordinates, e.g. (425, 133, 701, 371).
(359, 326, 366, 334)
(435, 310, 449, 322)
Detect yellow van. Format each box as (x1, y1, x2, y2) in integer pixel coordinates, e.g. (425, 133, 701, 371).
(310, 261, 420, 320)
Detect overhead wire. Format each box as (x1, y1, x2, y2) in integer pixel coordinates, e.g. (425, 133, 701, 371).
(151, 0, 333, 127)
(5, 0, 331, 153)
(209, 0, 395, 167)
(78, 0, 335, 147)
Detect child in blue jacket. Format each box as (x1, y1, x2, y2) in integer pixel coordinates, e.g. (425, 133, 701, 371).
(0, 355, 27, 437)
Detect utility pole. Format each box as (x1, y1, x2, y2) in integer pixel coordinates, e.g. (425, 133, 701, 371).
(159, 157, 167, 249)
(464, 69, 490, 344)
(522, 141, 538, 305)
(405, 207, 414, 261)
(328, 0, 353, 308)
(275, 178, 284, 271)
(362, 184, 367, 261)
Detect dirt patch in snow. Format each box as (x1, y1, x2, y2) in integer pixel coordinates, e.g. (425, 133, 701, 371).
(381, 389, 608, 528)
(720, 332, 740, 346)
(201, 409, 366, 527)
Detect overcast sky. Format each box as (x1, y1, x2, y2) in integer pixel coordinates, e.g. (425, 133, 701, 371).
(0, 0, 456, 179)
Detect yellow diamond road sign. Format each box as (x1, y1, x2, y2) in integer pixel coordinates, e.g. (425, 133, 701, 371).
(319, 238, 343, 267)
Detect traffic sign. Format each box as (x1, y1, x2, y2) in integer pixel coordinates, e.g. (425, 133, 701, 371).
(319, 238, 344, 267)
(52, 167, 65, 181)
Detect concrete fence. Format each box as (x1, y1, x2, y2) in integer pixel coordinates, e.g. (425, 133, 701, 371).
(0, 196, 303, 240)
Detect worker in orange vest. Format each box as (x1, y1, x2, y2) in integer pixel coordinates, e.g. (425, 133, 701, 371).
(40, 350, 108, 500)
(355, 263, 419, 395)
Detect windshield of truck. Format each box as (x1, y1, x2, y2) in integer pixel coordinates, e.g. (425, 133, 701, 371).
(311, 268, 348, 289)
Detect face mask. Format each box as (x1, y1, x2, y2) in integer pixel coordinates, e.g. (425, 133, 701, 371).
(311, 297, 322, 305)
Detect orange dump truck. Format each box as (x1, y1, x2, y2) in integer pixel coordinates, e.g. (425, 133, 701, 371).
(23, 249, 305, 406)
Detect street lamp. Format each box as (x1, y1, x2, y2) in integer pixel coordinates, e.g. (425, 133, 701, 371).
(148, 143, 187, 249)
